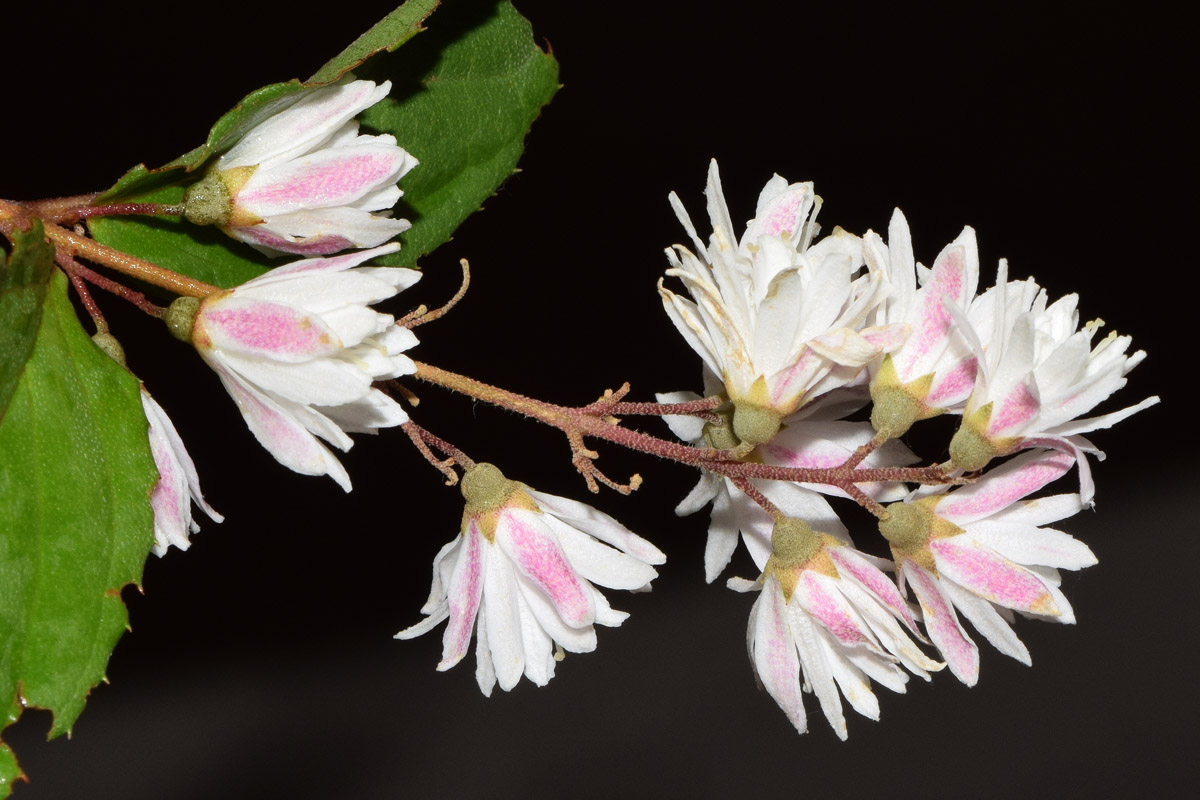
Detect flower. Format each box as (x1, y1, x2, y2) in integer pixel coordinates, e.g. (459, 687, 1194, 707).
(659, 160, 906, 446)
(169, 243, 420, 491)
(731, 518, 941, 739)
(947, 263, 1159, 500)
(396, 463, 666, 695)
(879, 449, 1096, 685)
(183, 79, 417, 256)
(658, 383, 914, 583)
(141, 388, 222, 556)
(863, 209, 984, 438)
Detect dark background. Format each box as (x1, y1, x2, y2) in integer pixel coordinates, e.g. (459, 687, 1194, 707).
(3, 1, 1193, 797)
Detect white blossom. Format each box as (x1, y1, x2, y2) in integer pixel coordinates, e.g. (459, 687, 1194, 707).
(185, 243, 419, 491)
(141, 389, 222, 555)
(732, 519, 941, 739)
(184, 79, 417, 256)
(397, 464, 666, 695)
(880, 450, 1095, 685)
(659, 160, 905, 446)
(947, 263, 1158, 500)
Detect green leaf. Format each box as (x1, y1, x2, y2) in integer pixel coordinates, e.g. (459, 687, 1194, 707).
(308, 0, 441, 85)
(0, 225, 55, 421)
(0, 253, 157, 794)
(89, 0, 557, 285)
(355, 1, 560, 267)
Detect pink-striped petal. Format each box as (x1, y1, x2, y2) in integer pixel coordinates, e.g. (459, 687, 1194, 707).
(210, 363, 351, 491)
(495, 511, 595, 628)
(903, 562, 979, 686)
(436, 525, 486, 671)
(237, 144, 411, 217)
(931, 537, 1059, 617)
(751, 576, 807, 735)
(197, 296, 342, 362)
(935, 449, 1075, 525)
(827, 547, 918, 633)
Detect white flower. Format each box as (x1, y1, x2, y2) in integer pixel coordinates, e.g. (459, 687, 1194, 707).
(184, 79, 417, 256)
(731, 518, 942, 739)
(947, 263, 1159, 500)
(658, 383, 914, 583)
(141, 388, 222, 555)
(396, 463, 666, 695)
(659, 160, 905, 446)
(863, 209, 984, 437)
(880, 449, 1096, 685)
(178, 243, 420, 491)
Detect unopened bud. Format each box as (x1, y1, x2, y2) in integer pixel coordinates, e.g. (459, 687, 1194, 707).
(91, 332, 126, 367)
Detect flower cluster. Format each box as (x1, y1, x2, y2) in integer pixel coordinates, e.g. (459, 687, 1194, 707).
(658, 159, 1157, 736)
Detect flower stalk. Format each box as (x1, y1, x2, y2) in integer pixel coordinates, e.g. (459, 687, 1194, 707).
(409, 359, 958, 510)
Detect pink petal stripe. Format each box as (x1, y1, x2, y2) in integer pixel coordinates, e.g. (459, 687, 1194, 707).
(989, 380, 1040, 436)
(235, 225, 354, 256)
(438, 525, 485, 670)
(936, 450, 1074, 524)
(904, 563, 978, 685)
(200, 297, 340, 360)
(925, 355, 977, 407)
(212, 364, 350, 490)
(898, 248, 963, 376)
(754, 579, 806, 733)
(795, 573, 870, 646)
(239, 149, 405, 215)
(931, 539, 1057, 615)
(498, 512, 594, 628)
(828, 548, 918, 632)
(758, 187, 810, 238)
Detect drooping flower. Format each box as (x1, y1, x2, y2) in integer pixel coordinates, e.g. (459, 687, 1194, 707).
(141, 388, 223, 556)
(731, 517, 942, 739)
(863, 209, 983, 438)
(659, 160, 906, 447)
(396, 463, 666, 695)
(658, 381, 914, 583)
(167, 243, 420, 491)
(879, 449, 1095, 685)
(183, 79, 417, 256)
(946, 262, 1158, 500)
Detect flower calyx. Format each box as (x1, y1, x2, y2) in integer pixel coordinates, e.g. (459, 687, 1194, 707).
(878, 497, 963, 571)
(947, 402, 1021, 472)
(460, 462, 539, 542)
(869, 353, 939, 440)
(181, 166, 258, 228)
(731, 399, 782, 448)
(164, 296, 203, 344)
(765, 517, 838, 600)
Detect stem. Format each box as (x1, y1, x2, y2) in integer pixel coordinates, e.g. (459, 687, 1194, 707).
(39, 202, 185, 224)
(410, 360, 956, 501)
(67, 273, 107, 333)
(57, 252, 167, 317)
(42, 219, 220, 298)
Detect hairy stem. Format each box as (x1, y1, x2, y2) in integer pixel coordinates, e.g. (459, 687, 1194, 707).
(409, 360, 956, 507)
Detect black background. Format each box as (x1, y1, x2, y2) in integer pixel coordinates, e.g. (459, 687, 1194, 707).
(2, 1, 1194, 797)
